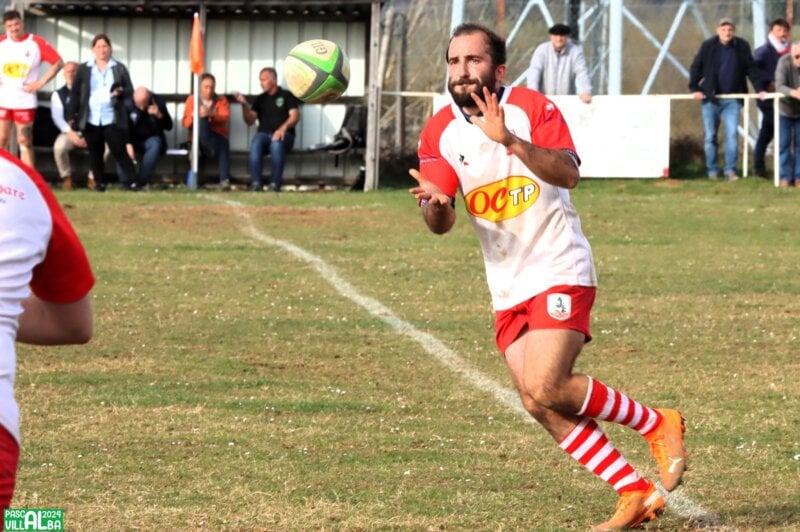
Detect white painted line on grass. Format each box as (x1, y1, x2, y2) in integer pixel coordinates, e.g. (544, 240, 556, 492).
(207, 196, 720, 525)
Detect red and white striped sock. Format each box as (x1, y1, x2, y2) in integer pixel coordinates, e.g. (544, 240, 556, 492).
(578, 376, 663, 436)
(560, 418, 650, 494)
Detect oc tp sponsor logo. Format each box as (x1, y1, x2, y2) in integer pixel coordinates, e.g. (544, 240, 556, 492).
(464, 176, 539, 222)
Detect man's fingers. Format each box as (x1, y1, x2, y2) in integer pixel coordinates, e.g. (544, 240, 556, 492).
(408, 168, 425, 185)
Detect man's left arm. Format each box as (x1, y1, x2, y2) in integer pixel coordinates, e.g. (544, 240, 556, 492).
(572, 47, 592, 103)
(469, 87, 579, 189)
(215, 97, 231, 123)
(156, 96, 173, 131)
(25, 36, 63, 93)
(741, 39, 759, 90)
(274, 107, 300, 141)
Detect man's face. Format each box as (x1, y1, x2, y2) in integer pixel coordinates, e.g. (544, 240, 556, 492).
(770, 24, 790, 42)
(446, 32, 505, 108)
(259, 70, 277, 93)
(717, 23, 735, 45)
(200, 78, 215, 100)
(791, 45, 800, 68)
(3, 18, 24, 40)
(550, 33, 569, 52)
(62, 62, 77, 86)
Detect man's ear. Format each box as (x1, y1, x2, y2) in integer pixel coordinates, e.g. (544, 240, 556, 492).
(495, 64, 507, 86)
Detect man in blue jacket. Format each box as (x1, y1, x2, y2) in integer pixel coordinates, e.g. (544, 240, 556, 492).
(122, 86, 173, 190)
(689, 18, 758, 181)
(752, 18, 791, 178)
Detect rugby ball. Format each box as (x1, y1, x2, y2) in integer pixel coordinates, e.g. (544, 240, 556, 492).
(284, 39, 350, 104)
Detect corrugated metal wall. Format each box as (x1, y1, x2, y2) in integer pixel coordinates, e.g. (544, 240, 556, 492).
(27, 14, 367, 181)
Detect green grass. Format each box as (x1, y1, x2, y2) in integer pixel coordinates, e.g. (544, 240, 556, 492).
(14, 178, 800, 530)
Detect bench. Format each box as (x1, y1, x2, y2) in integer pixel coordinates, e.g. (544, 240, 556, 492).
(31, 93, 367, 190)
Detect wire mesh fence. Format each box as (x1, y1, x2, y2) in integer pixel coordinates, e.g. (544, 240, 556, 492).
(379, 0, 793, 177)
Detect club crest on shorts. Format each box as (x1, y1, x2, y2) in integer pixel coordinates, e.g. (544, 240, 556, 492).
(547, 293, 571, 320)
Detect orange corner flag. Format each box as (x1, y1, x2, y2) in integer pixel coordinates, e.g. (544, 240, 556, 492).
(190, 13, 204, 75)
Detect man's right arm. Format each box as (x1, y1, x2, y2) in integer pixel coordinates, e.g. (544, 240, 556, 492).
(234, 92, 257, 126)
(50, 91, 70, 133)
(527, 45, 545, 90)
(408, 168, 456, 235)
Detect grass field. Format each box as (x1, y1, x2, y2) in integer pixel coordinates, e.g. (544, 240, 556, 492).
(13, 178, 800, 531)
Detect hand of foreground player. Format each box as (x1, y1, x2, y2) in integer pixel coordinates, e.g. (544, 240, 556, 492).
(408, 169, 450, 206)
(470, 87, 514, 147)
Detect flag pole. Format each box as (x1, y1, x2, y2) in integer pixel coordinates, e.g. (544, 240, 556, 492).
(190, 72, 199, 190)
(189, 11, 204, 191)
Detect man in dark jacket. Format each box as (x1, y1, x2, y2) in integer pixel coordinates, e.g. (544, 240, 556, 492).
(752, 18, 791, 178)
(689, 18, 758, 181)
(122, 86, 173, 189)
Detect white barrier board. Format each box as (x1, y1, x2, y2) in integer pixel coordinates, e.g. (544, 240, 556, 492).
(549, 95, 671, 178)
(433, 93, 671, 179)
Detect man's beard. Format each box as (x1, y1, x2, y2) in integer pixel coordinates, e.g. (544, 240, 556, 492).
(448, 72, 497, 108)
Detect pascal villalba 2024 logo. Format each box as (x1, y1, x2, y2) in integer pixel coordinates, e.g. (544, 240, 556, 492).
(464, 176, 540, 222)
(3, 509, 64, 531)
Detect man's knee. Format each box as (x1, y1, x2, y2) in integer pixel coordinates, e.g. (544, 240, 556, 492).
(525, 377, 567, 411)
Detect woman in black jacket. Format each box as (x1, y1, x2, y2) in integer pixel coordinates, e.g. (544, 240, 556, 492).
(65, 34, 137, 191)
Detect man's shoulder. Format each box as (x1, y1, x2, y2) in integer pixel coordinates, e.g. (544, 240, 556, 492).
(532, 42, 551, 57)
(422, 104, 457, 139)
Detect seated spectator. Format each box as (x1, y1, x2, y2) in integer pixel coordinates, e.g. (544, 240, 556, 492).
(51, 60, 108, 190)
(122, 86, 172, 189)
(234, 67, 300, 192)
(182, 72, 231, 189)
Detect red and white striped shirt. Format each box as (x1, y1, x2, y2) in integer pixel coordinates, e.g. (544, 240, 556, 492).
(418, 86, 597, 310)
(0, 149, 94, 443)
(0, 32, 62, 109)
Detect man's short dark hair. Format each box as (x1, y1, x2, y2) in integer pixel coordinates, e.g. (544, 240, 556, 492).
(770, 18, 790, 31)
(200, 72, 216, 84)
(3, 10, 22, 23)
(448, 23, 506, 67)
(260, 67, 277, 78)
(548, 23, 572, 36)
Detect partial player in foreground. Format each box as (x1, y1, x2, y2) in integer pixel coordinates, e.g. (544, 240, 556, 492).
(0, 149, 94, 525)
(409, 24, 687, 530)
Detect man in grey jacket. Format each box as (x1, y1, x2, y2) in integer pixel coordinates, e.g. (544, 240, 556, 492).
(527, 23, 592, 103)
(775, 41, 800, 187)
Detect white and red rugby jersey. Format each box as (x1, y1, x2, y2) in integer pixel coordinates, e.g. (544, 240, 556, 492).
(0, 149, 94, 443)
(418, 86, 597, 310)
(0, 33, 62, 110)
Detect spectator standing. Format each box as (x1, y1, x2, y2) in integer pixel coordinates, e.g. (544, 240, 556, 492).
(0, 148, 94, 525)
(527, 23, 592, 103)
(0, 10, 64, 168)
(65, 34, 137, 192)
(410, 23, 686, 529)
(689, 18, 758, 181)
(752, 18, 791, 178)
(234, 67, 301, 192)
(123, 86, 173, 189)
(182, 73, 231, 189)
(774, 41, 800, 187)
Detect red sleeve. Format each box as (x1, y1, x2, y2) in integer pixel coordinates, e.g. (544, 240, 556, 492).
(506, 88, 580, 164)
(32, 34, 62, 65)
(17, 160, 95, 304)
(417, 107, 460, 198)
(182, 95, 194, 129)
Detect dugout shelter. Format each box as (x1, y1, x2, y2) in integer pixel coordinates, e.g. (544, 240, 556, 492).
(10, 0, 383, 189)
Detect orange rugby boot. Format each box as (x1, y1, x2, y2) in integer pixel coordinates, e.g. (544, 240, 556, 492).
(592, 480, 665, 531)
(644, 408, 687, 491)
